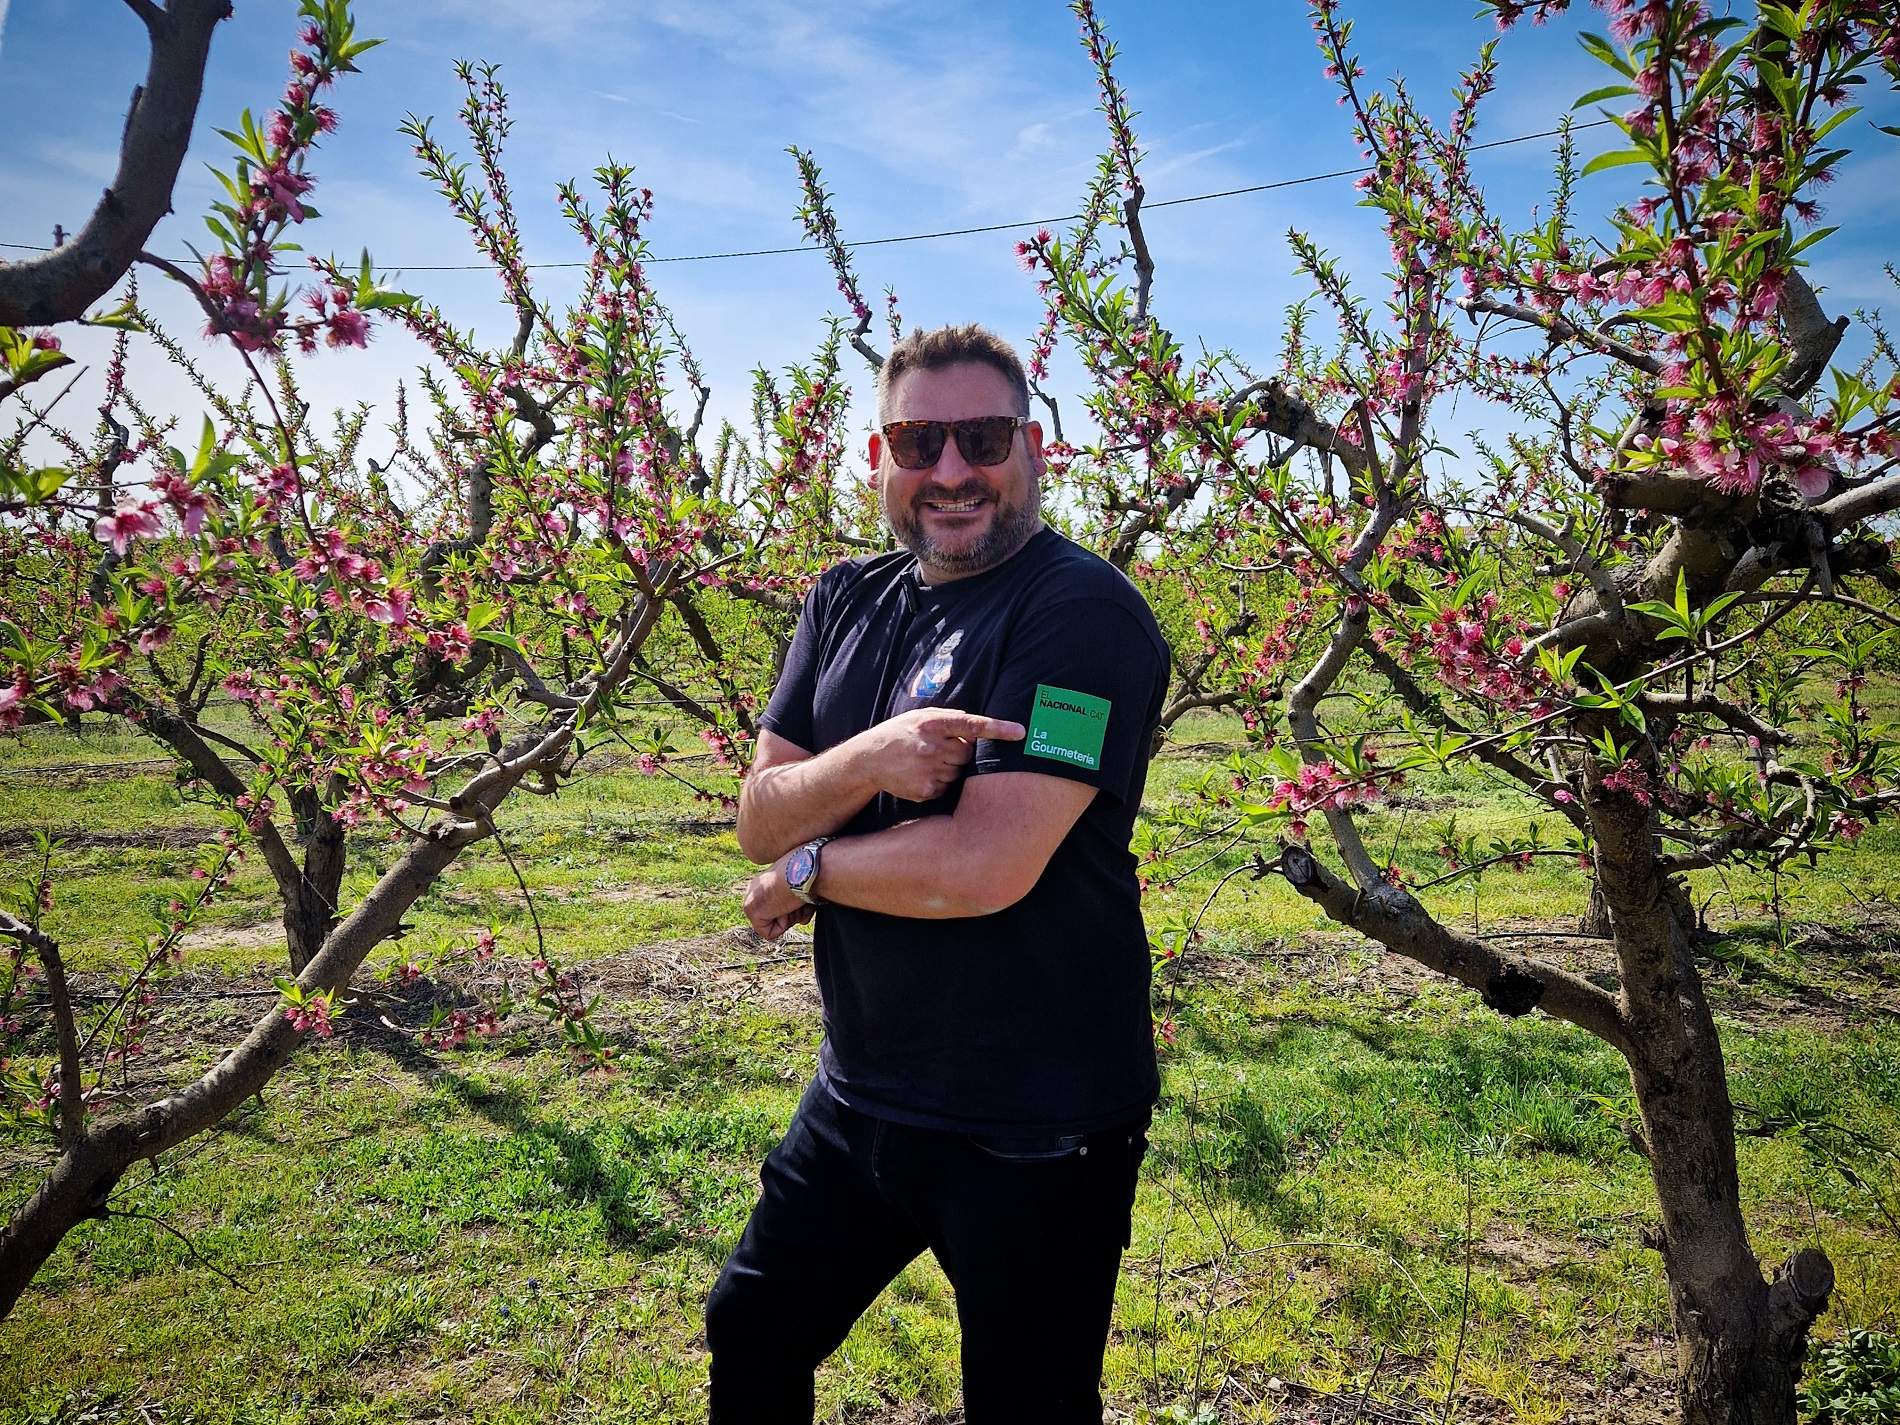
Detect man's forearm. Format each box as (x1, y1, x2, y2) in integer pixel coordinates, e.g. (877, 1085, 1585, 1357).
(814, 817, 1022, 920)
(735, 737, 878, 864)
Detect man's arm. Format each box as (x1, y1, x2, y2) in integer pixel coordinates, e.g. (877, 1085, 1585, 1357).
(742, 772, 1096, 936)
(735, 711, 1025, 865)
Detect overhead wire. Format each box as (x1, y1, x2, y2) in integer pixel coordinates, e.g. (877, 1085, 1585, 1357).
(0, 118, 1610, 272)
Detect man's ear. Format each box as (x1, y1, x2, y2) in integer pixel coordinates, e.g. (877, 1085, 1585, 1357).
(1023, 419, 1046, 475)
(867, 429, 884, 475)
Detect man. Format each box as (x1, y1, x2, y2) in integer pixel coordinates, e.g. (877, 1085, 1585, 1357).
(709, 323, 1169, 1423)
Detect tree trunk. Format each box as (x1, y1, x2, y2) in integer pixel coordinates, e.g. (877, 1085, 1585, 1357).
(1629, 1018, 1833, 1424)
(1592, 770, 1833, 1424)
(1581, 875, 1613, 937)
(285, 802, 345, 974)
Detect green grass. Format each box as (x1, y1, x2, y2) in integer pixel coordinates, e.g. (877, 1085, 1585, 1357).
(4, 709, 1900, 1423)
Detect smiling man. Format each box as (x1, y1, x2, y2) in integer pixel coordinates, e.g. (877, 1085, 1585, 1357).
(706, 325, 1170, 1423)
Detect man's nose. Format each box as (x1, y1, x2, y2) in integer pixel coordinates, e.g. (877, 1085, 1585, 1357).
(929, 429, 979, 483)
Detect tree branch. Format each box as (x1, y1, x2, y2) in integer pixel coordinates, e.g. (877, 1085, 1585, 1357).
(1637, 691, 1791, 747)
(1777, 270, 1848, 399)
(1277, 844, 1629, 1053)
(0, 0, 232, 326)
(0, 914, 84, 1149)
(1455, 293, 1664, 376)
(1225, 378, 1371, 480)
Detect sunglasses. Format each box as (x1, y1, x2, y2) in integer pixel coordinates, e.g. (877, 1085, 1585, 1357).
(880, 416, 1028, 471)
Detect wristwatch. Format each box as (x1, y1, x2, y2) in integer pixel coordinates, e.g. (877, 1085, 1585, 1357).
(784, 836, 831, 907)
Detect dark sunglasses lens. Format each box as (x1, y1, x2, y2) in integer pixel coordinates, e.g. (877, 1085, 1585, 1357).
(888, 423, 946, 470)
(955, 417, 1017, 466)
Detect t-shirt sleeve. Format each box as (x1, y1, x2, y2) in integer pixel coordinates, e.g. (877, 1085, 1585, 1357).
(971, 596, 1166, 806)
(758, 574, 832, 752)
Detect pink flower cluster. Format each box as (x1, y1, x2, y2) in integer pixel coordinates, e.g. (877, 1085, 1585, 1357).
(421, 1007, 500, 1050)
(1598, 759, 1656, 808)
(0, 673, 28, 732)
(1631, 404, 1841, 500)
(1265, 758, 1396, 840)
(286, 991, 335, 1038)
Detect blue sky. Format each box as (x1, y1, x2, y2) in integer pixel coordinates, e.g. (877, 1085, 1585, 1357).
(3, 1, 1897, 472)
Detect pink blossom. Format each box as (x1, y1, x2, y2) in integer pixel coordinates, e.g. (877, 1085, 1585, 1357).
(286, 993, 335, 1037)
(364, 586, 416, 630)
(1790, 466, 1831, 501)
(325, 308, 369, 349)
(0, 678, 26, 732)
(94, 499, 163, 555)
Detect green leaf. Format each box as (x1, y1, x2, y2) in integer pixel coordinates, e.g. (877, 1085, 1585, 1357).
(83, 299, 145, 333)
(1577, 31, 1635, 78)
(1811, 107, 1861, 145)
(188, 417, 219, 481)
(1790, 225, 1840, 257)
(1573, 84, 1638, 110)
(5, 346, 72, 386)
(474, 629, 524, 657)
(1582, 148, 1650, 177)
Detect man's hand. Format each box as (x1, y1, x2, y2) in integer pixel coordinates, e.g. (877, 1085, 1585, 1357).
(855, 707, 1025, 803)
(744, 859, 816, 942)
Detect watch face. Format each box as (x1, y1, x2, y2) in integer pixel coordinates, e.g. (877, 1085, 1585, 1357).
(785, 847, 816, 889)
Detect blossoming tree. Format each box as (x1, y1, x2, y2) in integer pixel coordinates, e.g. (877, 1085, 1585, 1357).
(1019, 2, 1897, 1422)
(0, 2, 860, 1316)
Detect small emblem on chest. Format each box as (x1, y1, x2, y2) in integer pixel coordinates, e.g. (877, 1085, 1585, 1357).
(910, 629, 964, 699)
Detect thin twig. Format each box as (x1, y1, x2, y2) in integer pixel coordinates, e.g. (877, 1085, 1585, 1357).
(1441, 1162, 1474, 1425)
(106, 1207, 248, 1293)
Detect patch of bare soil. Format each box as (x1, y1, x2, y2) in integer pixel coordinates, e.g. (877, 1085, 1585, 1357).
(1090, 1354, 1677, 1425)
(0, 757, 175, 783)
(175, 918, 283, 955)
(36, 929, 820, 1108)
(0, 824, 222, 851)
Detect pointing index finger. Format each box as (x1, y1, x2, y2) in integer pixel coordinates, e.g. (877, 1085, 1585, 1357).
(943, 712, 1025, 742)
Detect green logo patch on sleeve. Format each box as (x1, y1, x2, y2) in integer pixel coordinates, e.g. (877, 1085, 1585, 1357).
(1026, 684, 1111, 771)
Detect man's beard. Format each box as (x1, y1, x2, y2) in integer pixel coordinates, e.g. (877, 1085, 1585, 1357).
(887, 478, 1042, 577)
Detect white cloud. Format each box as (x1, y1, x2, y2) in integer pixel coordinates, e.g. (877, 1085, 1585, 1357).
(1146, 136, 1250, 186)
(34, 136, 126, 183)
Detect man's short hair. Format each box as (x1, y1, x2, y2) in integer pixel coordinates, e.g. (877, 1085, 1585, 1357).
(877, 323, 1031, 422)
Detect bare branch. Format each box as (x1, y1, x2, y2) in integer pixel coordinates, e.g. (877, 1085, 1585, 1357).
(1225, 378, 1371, 479)
(1490, 505, 1626, 624)
(120, 0, 165, 31)
(1637, 692, 1792, 747)
(1818, 470, 1900, 534)
(0, 0, 232, 326)
(1278, 845, 1629, 1053)
(1778, 269, 1849, 399)
(1455, 294, 1665, 376)
(1124, 182, 1155, 327)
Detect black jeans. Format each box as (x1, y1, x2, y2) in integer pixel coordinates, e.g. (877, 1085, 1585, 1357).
(705, 1077, 1148, 1424)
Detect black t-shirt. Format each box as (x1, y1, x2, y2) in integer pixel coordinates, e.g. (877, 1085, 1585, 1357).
(760, 526, 1169, 1134)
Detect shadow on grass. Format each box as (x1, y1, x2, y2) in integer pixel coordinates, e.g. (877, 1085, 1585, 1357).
(1700, 922, 1900, 1019)
(416, 1068, 778, 1268)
